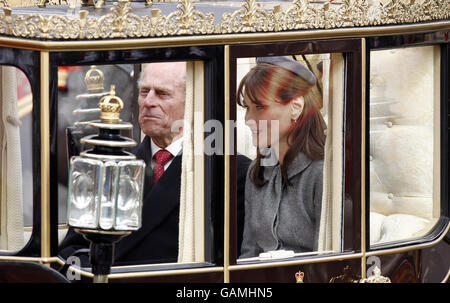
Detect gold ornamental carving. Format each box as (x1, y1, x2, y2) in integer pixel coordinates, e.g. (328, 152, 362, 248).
(165, 0, 215, 35)
(221, 0, 271, 33)
(96, 0, 141, 38)
(359, 266, 392, 283)
(10, 13, 77, 39)
(329, 265, 361, 283)
(284, 0, 321, 30)
(0, 0, 448, 40)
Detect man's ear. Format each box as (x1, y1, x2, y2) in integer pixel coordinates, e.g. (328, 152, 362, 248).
(290, 96, 304, 121)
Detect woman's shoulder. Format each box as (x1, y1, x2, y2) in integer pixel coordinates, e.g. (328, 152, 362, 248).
(290, 155, 323, 192)
(308, 157, 324, 171)
(305, 157, 324, 180)
(287, 152, 322, 177)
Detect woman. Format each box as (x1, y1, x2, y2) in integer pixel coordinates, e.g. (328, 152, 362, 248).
(238, 56, 326, 258)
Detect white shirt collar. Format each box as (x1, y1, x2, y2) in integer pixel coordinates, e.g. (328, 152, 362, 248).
(150, 136, 183, 159)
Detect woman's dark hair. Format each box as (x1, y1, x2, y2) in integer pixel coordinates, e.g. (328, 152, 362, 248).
(237, 62, 326, 187)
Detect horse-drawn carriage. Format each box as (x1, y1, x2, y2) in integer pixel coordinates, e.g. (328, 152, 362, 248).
(0, 0, 448, 283)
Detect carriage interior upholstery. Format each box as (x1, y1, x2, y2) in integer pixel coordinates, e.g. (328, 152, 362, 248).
(368, 46, 441, 245)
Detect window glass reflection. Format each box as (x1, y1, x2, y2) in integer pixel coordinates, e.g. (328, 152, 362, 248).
(369, 46, 441, 245)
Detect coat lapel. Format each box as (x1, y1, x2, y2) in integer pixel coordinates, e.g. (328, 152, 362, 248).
(287, 152, 312, 180)
(262, 149, 313, 182)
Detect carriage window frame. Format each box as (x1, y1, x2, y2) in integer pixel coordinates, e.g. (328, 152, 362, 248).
(50, 45, 226, 275)
(366, 33, 450, 252)
(227, 38, 364, 266)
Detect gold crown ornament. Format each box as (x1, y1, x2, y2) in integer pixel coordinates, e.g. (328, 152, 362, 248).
(84, 65, 105, 93)
(98, 85, 124, 123)
(295, 270, 304, 283)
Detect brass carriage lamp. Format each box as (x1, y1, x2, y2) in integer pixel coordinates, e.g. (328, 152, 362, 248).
(67, 85, 145, 282)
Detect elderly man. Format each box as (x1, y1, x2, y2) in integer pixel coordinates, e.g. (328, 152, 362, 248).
(59, 62, 250, 266)
(137, 62, 186, 154)
(111, 62, 187, 264)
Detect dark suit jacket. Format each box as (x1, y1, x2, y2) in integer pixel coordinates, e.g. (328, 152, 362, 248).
(59, 136, 250, 266)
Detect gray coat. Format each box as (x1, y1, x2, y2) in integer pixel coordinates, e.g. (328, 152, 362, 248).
(240, 149, 323, 258)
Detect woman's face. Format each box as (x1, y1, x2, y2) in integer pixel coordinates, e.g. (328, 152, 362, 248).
(243, 92, 293, 150)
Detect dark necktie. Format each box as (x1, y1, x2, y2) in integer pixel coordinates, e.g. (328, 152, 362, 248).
(153, 149, 173, 183)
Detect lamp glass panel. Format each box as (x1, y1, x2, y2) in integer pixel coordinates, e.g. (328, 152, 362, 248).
(114, 160, 145, 231)
(67, 157, 102, 229)
(99, 161, 119, 230)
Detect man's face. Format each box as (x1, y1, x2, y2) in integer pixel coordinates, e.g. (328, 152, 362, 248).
(138, 62, 186, 147)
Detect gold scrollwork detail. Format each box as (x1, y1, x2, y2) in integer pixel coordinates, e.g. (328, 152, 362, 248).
(11, 13, 76, 39)
(165, 0, 215, 35)
(221, 0, 272, 33)
(96, 0, 141, 38)
(284, 0, 321, 30)
(0, 0, 448, 40)
(0, 7, 12, 35)
(359, 266, 391, 283)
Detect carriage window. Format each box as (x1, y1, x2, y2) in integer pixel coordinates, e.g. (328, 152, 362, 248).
(56, 64, 139, 225)
(56, 64, 138, 247)
(0, 66, 33, 252)
(57, 61, 207, 266)
(235, 53, 346, 261)
(369, 45, 441, 246)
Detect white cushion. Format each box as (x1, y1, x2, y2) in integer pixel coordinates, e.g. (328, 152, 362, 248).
(370, 191, 433, 220)
(370, 212, 386, 244)
(370, 125, 433, 197)
(370, 212, 431, 244)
